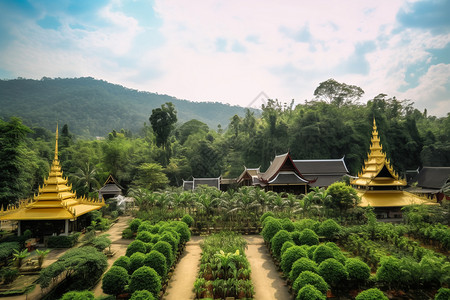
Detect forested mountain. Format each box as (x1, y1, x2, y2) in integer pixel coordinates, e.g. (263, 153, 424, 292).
(0, 77, 255, 137)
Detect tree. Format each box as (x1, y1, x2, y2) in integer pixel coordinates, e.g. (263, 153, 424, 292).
(133, 162, 169, 190)
(325, 182, 359, 213)
(149, 102, 177, 151)
(70, 162, 100, 196)
(129, 266, 162, 297)
(314, 78, 364, 107)
(318, 258, 348, 287)
(102, 266, 129, 296)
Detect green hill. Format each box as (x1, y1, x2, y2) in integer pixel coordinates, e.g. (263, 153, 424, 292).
(0, 77, 255, 137)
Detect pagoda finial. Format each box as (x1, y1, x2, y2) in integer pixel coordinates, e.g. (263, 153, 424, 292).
(54, 123, 59, 161)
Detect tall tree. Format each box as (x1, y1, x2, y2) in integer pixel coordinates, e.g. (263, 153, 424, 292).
(314, 78, 364, 107)
(149, 102, 177, 150)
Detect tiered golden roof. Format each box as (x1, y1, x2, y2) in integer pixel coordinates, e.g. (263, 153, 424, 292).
(0, 125, 104, 220)
(351, 119, 406, 188)
(352, 119, 436, 207)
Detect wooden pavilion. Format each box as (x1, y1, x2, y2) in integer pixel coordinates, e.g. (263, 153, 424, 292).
(351, 119, 436, 219)
(0, 126, 104, 237)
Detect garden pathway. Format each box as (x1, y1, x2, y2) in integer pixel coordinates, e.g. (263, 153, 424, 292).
(244, 235, 293, 300)
(162, 236, 203, 300)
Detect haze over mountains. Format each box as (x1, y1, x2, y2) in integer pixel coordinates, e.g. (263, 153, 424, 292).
(0, 77, 256, 137)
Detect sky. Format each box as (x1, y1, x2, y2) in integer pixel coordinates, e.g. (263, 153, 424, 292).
(0, 0, 449, 117)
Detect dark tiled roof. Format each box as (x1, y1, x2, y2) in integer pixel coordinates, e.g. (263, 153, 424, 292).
(268, 172, 308, 184)
(293, 158, 349, 175)
(417, 167, 450, 189)
(260, 153, 309, 183)
(103, 174, 124, 190)
(183, 181, 193, 191)
(99, 184, 122, 193)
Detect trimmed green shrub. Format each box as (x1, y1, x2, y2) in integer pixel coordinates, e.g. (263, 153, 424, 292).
(126, 240, 147, 257)
(1, 267, 19, 284)
(261, 218, 282, 242)
(122, 228, 133, 239)
(153, 241, 174, 268)
(260, 211, 275, 223)
(137, 221, 153, 233)
(130, 290, 156, 300)
(174, 221, 191, 244)
(181, 214, 194, 227)
(290, 231, 301, 245)
(313, 245, 335, 264)
(294, 219, 320, 233)
(355, 288, 388, 300)
(271, 230, 293, 259)
(318, 219, 341, 239)
(290, 257, 319, 282)
(299, 229, 319, 246)
(307, 245, 318, 260)
(60, 290, 95, 300)
(129, 266, 161, 297)
(318, 258, 348, 287)
(296, 284, 326, 300)
(112, 255, 130, 272)
(151, 234, 160, 244)
(345, 258, 370, 285)
(136, 231, 153, 243)
(47, 232, 81, 248)
(129, 252, 146, 274)
(435, 288, 450, 300)
(280, 218, 295, 232)
(376, 256, 402, 289)
(144, 250, 167, 279)
(129, 218, 142, 233)
(293, 271, 328, 295)
(102, 266, 129, 296)
(281, 241, 295, 256)
(281, 246, 308, 275)
(160, 232, 178, 254)
(325, 242, 346, 264)
(145, 242, 154, 253)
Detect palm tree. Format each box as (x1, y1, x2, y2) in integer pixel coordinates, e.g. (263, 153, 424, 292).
(71, 162, 100, 195)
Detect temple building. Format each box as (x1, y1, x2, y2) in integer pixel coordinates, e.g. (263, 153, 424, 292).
(0, 126, 104, 237)
(293, 157, 349, 188)
(405, 167, 450, 202)
(351, 119, 436, 219)
(98, 174, 123, 200)
(237, 152, 314, 194)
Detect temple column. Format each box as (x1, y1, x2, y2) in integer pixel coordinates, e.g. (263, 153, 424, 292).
(64, 219, 69, 235)
(17, 221, 21, 236)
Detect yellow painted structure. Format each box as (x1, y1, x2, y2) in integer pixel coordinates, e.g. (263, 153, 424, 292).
(0, 125, 104, 222)
(351, 119, 436, 208)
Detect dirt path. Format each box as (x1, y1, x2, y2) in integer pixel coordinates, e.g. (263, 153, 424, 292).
(92, 215, 133, 297)
(162, 236, 203, 300)
(245, 235, 292, 300)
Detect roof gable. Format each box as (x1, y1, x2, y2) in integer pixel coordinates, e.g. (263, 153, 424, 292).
(260, 152, 310, 183)
(417, 167, 450, 189)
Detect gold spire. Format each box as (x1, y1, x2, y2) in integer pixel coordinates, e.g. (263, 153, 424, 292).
(54, 123, 59, 161)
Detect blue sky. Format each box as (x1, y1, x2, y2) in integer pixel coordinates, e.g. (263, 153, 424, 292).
(0, 0, 449, 116)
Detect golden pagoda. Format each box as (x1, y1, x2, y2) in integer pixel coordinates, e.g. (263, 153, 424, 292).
(0, 125, 104, 236)
(351, 119, 436, 218)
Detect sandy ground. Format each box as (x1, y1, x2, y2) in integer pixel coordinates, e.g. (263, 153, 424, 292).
(162, 236, 203, 300)
(245, 235, 293, 300)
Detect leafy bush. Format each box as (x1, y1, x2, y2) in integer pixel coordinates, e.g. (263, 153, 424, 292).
(60, 290, 95, 300)
(129, 252, 146, 274)
(345, 258, 370, 285)
(355, 288, 388, 300)
(126, 240, 147, 257)
(129, 218, 142, 233)
(144, 250, 167, 279)
(145, 242, 154, 253)
(130, 290, 156, 300)
(318, 219, 341, 240)
(137, 221, 153, 233)
(290, 231, 301, 245)
(313, 245, 335, 264)
(260, 211, 275, 223)
(47, 232, 81, 248)
(1, 267, 19, 284)
(0, 242, 20, 263)
(281, 246, 308, 275)
(435, 288, 450, 300)
(271, 230, 293, 259)
(318, 258, 348, 287)
(307, 245, 318, 260)
(122, 228, 134, 239)
(325, 242, 346, 264)
(376, 256, 402, 289)
(174, 221, 191, 244)
(181, 214, 194, 227)
(160, 232, 178, 254)
(290, 257, 318, 282)
(129, 266, 162, 297)
(296, 284, 326, 300)
(281, 241, 295, 256)
(153, 241, 174, 268)
(292, 271, 328, 295)
(102, 266, 129, 296)
(261, 218, 282, 242)
(294, 219, 320, 233)
(136, 231, 154, 243)
(92, 234, 112, 251)
(280, 218, 295, 232)
(112, 255, 130, 272)
(299, 229, 319, 246)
